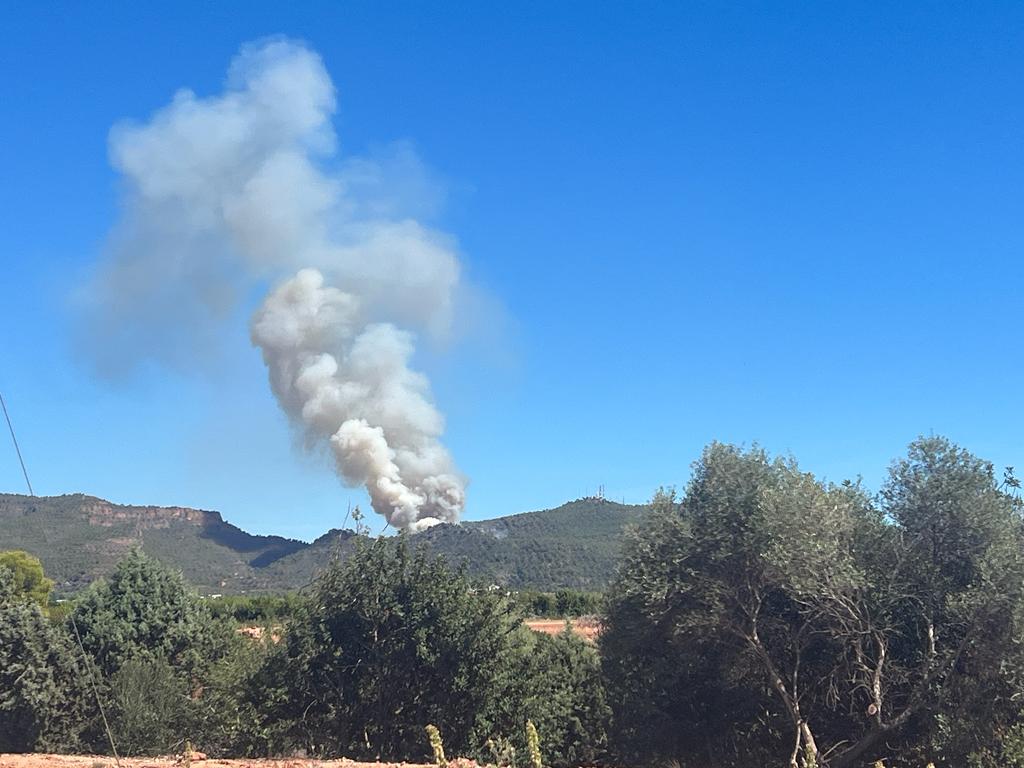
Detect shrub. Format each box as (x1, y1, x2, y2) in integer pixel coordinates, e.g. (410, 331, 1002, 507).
(514, 629, 609, 767)
(0, 569, 85, 752)
(69, 549, 231, 679)
(67, 550, 235, 755)
(107, 656, 187, 756)
(257, 537, 525, 760)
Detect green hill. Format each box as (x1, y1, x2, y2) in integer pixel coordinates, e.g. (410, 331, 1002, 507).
(418, 498, 647, 589)
(0, 493, 646, 594)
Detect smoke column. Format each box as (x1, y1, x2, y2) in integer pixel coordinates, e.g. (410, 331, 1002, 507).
(84, 39, 466, 530)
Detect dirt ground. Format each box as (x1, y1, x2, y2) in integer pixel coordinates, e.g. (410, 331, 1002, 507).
(237, 619, 601, 645)
(0, 756, 443, 768)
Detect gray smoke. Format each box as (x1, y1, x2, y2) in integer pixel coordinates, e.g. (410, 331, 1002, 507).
(85, 38, 466, 529)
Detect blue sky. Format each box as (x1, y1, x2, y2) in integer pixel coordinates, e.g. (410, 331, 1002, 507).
(3, 2, 1023, 539)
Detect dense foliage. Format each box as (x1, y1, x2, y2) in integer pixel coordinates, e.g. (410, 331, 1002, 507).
(602, 437, 1024, 768)
(70, 549, 232, 679)
(0, 549, 54, 609)
(0, 568, 85, 752)
(414, 499, 647, 590)
(0, 543, 608, 764)
(516, 628, 610, 766)
(7, 436, 1024, 767)
(255, 538, 525, 758)
(513, 589, 604, 617)
(248, 538, 608, 764)
(207, 592, 302, 624)
(64, 550, 248, 755)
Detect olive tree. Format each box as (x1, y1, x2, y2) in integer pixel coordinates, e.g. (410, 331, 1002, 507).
(602, 438, 1024, 768)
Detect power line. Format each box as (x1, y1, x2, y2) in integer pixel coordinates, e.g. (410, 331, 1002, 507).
(0, 391, 34, 496)
(1, 390, 114, 759)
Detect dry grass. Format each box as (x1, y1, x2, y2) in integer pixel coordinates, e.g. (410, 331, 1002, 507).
(524, 617, 600, 642)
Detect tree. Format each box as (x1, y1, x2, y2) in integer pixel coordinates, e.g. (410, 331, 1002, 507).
(68, 549, 235, 755)
(516, 628, 609, 767)
(871, 437, 1024, 765)
(0, 568, 85, 752)
(601, 439, 1024, 768)
(602, 477, 793, 767)
(259, 537, 529, 761)
(0, 550, 54, 610)
(68, 549, 230, 679)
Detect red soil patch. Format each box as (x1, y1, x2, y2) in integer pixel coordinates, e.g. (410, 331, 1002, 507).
(237, 619, 601, 644)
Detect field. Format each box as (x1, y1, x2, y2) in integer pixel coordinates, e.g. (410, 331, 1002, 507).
(524, 617, 600, 642)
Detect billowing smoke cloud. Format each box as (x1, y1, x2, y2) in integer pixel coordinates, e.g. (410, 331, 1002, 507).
(84, 38, 466, 529)
(251, 269, 464, 529)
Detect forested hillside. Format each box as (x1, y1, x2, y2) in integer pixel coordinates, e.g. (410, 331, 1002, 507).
(418, 498, 645, 589)
(0, 493, 644, 594)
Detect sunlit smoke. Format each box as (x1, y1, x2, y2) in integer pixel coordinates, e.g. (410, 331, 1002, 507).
(82, 38, 466, 529)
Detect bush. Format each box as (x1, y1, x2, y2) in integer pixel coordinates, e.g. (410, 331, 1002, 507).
(69, 549, 231, 679)
(107, 656, 188, 755)
(968, 722, 1024, 767)
(257, 537, 524, 759)
(67, 550, 235, 755)
(515, 629, 609, 767)
(0, 569, 85, 752)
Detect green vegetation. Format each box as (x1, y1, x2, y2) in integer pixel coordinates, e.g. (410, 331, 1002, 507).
(0, 493, 312, 594)
(0, 568, 86, 752)
(7, 435, 1024, 767)
(66, 551, 252, 756)
(207, 592, 301, 623)
(70, 549, 232, 679)
(0, 541, 608, 763)
(247, 538, 608, 763)
(0, 494, 643, 594)
(516, 628, 609, 766)
(414, 498, 646, 590)
(601, 437, 1024, 767)
(0, 549, 54, 609)
(513, 588, 604, 617)
(255, 537, 527, 758)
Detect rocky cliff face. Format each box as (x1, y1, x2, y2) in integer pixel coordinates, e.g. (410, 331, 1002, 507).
(0, 493, 218, 527)
(0, 492, 307, 593)
(82, 499, 216, 528)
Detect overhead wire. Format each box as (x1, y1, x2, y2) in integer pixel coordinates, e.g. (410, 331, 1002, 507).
(0, 388, 122, 761)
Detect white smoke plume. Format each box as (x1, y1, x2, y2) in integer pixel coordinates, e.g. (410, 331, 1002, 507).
(84, 38, 466, 529)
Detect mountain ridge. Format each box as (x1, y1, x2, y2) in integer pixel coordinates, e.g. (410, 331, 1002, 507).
(0, 492, 647, 594)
